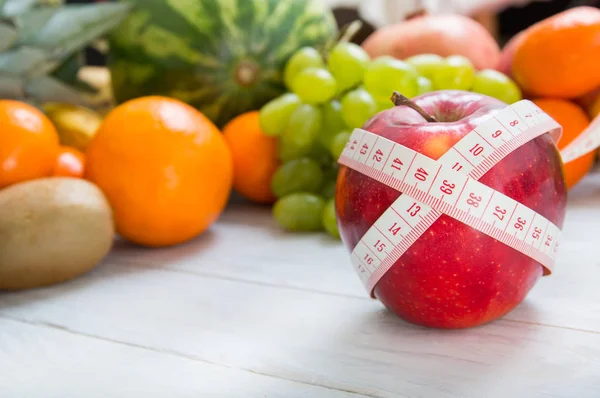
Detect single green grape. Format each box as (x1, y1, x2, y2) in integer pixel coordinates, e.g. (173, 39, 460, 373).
(282, 103, 322, 149)
(322, 198, 340, 238)
(319, 100, 347, 147)
(431, 55, 475, 91)
(284, 47, 324, 90)
(273, 193, 326, 232)
(340, 88, 377, 129)
(330, 130, 351, 159)
(364, 56, 419, 100)
(259, 93, 301, 136)
(405, 54, 445, 79)
(327, 42, 370, 92)
(416, 76, 433, 96)
(291, 67, 337, 104)
(271, 157, 324, 198)
(279, 104, 321, 162)
(471, 69, 522, 104)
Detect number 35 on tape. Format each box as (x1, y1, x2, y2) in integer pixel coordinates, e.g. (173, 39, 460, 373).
(338, 99, 600, 297)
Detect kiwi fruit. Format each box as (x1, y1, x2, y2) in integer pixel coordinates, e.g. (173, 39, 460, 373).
(0, 177, 114, 290)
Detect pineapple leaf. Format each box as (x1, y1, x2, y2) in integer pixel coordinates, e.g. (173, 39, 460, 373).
(0, 47, 58, 77)
(1, 0, 39, 18)
(51, 52, 83, 85)
(0, 21, 17, 52)
(24, 75, 90, 106)
(13, 7, 55, 41)
(15, 3, 133, 62)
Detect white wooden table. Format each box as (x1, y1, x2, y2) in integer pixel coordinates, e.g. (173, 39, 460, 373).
(1, 167, 600, 398)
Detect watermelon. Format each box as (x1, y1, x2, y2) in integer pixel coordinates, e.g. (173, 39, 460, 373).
(108, 0, 338, 128)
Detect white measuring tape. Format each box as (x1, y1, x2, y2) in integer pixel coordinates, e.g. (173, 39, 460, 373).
(338, 99, 600, 297)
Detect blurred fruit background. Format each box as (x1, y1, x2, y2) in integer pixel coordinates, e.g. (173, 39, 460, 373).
(1, 0, 599, 290)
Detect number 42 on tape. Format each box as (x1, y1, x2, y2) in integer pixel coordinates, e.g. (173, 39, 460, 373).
(338, 99, 600, 297)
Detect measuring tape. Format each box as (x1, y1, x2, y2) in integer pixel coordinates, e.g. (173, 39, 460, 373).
(338, 99, 600, 297)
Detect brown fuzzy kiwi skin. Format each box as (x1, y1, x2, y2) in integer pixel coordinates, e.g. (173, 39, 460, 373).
(0, 177, 115, 291)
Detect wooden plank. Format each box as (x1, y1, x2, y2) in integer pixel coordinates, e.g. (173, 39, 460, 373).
(106, 205, 365, 297)
(0, 317, 368, 398)
(1, 260, 600, 398)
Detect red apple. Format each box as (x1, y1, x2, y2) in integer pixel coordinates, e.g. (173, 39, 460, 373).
(335, 91, 567, 329)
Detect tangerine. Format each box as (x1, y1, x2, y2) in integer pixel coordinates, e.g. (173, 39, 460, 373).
(0, 100, 60, 189)
(85, 96, 233, 247)
(53, 146, 86, 178)
(533, 98, 594, 189)
(512, 7, 600, 98)
(223, 112, 279, 204)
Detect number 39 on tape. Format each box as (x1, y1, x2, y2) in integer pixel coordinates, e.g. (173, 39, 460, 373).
(338, 99, 600, 297)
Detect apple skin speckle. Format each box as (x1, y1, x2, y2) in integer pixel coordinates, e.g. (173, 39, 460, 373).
(335, 91, 567, 329)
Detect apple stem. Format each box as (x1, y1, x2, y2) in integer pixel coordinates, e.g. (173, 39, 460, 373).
(391, 91, 437, 122)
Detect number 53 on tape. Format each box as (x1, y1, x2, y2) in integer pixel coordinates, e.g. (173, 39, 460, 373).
(338, 99, 600, 297)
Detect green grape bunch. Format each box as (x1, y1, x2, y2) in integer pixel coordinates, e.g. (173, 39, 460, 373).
(259, 41, 374, 239)
(259, 38, 522, 238)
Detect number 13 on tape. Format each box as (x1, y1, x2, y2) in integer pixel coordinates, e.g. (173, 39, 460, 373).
(338, 99, 599, 296)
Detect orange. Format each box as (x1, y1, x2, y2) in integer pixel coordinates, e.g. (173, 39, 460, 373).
(512, 7, 600, 98)
(53, 146, 86, 178)
(0, 100, 60, 189)
(223, 111, 279, 204)
(533, 98, 594, 189)
(85, 96, 233, 247)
